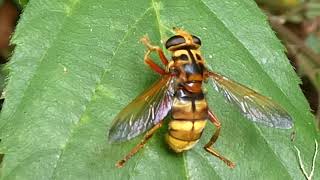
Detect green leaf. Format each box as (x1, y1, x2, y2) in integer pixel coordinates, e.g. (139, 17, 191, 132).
(0, 65, 8, 98)
(0, 0, 319, 179)
(12, 0, 28, 9)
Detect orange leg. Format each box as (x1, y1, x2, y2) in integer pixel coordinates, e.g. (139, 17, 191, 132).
(140, 36, 170, 75)
(141, 36, 169, 65)
(204, 109, 235, 168)
(144, 50, 166, 75)
(116, 122, 163, 168)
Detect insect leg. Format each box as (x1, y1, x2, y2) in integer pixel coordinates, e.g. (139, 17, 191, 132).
(204, 109, 236, 168)
(144, 50, 167, 75)
(141, 36, 169, 65)
(116, 122, 163, 168)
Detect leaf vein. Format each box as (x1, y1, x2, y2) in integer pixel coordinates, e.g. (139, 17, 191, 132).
(48, 7, 153, 180)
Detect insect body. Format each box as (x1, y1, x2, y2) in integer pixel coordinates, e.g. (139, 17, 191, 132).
(165, 37, 208, 152)
(108, 29, 293, 168)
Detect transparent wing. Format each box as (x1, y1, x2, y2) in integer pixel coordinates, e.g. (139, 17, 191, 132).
(108, 75, 174, 142)
(208, 71, 293, 129)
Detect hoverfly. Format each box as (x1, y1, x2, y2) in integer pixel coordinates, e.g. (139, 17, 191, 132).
(108, 28, 293, 168)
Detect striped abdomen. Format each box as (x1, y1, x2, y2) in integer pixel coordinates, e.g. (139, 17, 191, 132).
(166, 86, 208, 152)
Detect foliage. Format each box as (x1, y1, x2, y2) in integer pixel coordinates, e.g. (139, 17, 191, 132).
(12, 0, 28, 10)
(0, 0, 319, 179)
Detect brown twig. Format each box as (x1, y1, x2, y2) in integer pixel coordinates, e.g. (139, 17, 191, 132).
(269, 17, 320, 66)
(269, 16, 320, 129)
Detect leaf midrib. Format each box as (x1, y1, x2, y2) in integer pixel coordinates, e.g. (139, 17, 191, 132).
(130, 0, 295, 177)
(1, 0, 305, 179)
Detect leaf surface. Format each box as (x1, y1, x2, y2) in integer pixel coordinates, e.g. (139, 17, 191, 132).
(0, 0, 319, 179)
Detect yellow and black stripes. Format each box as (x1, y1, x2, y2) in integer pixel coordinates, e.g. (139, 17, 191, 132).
(166, 119, 207, 152)
(166, 86, 208, 152)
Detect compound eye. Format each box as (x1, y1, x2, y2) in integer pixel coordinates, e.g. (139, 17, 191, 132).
(192, 35, 201, 46)
(165, 35, 185, 49)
